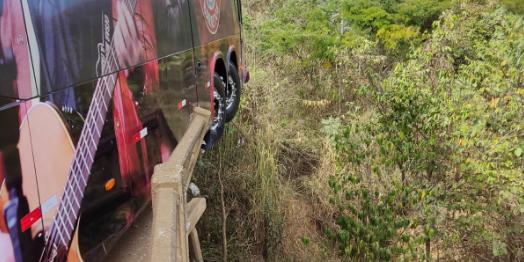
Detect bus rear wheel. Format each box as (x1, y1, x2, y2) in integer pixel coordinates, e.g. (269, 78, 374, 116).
(203, 72, 226, 149)
(225, 63, 241, 123)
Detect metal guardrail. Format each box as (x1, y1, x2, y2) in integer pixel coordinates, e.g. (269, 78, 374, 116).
(150, 107, 211, 262)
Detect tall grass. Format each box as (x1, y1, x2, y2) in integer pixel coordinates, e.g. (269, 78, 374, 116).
(193, 66, 289, 260)
(193, 53, 338, 261)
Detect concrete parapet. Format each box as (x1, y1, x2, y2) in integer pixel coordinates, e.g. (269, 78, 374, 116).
(150, 107, 211, 262)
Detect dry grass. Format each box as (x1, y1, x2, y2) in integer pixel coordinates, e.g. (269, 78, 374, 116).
(190, 1, 345, 260)
(192, 60, 342, 261)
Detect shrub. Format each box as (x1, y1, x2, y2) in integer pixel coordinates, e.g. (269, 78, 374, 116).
(325, 4, 524, 260)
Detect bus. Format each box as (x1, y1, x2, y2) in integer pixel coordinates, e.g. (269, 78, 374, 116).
(0, 0, 247, 260)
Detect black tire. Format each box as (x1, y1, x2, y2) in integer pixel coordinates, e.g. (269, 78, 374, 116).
(225, 63, 241, 123)
(203, 73, 227, 149)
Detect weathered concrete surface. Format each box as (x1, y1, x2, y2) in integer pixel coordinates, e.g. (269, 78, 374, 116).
(151, 176, 188, 262)
(104, 198, 207, 262)
(104, 108, 210, 262)
(150, 107, 210, 262)
(104, 204, 153, 261)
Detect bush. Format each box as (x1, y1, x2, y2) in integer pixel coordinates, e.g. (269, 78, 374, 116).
(325, 4, 524, 260)
(259, 0, 453, 74)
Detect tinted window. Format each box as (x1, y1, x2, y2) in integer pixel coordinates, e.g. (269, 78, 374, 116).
(152, 0, 193, 57)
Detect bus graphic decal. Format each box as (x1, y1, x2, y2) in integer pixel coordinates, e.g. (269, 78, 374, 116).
(201, 0, 221, 34)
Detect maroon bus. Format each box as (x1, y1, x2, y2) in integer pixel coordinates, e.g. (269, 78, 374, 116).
(0, 0, 247, 261)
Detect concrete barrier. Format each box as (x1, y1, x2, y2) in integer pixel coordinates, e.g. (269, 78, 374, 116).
(151, 107, 211, 262)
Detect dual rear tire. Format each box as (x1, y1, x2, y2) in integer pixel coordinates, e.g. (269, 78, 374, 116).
(203, 63, 241, 149)
(225, 64, 241, 123)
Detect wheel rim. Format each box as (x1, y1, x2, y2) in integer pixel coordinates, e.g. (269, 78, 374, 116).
(211, 80, 225, 131)
(226, 75, 238, 111)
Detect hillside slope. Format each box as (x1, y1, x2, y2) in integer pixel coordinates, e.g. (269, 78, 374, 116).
(194, 1, 524, 261)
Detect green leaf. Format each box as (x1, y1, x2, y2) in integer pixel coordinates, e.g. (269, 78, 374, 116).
(301, 236, 311, 246)
(492, 239, 508, 257)
(514, 148, 523, 157)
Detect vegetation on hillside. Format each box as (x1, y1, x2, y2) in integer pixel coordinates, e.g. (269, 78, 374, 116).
(195, 0, 524, 261)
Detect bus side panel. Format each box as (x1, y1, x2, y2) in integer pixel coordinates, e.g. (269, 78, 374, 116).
(155, 52, 195, 141)
(0, 0, 48, 260)
(0, 0, 222, 259)
(25, 0, 152, 101)
(151, 0, 193, 57)
(0, 0, 39, 100)
(189, 0, 242, 110)
(189, 0, 240, 46)
(33, 64, 171, 259)
(150, 0, 197, 141)
(0, 99, 40, 262)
